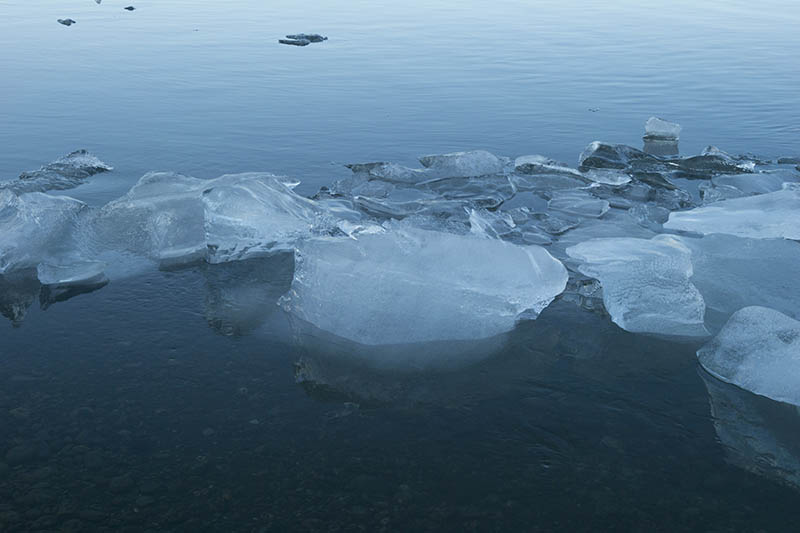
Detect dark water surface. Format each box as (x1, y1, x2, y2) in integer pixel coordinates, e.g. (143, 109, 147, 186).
(2, 0, 800, 531)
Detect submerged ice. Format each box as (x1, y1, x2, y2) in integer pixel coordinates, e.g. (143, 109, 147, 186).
(698, 307, 800, 406)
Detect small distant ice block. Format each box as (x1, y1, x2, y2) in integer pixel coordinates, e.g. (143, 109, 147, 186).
(644, 117, 682, 141)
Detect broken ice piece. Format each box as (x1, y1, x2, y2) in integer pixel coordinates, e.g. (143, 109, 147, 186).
(279, 39, 310, 46)
(285, 33, 327, 42)
(698, 306, 800, 406)
(644, 117, 681, 141)
(664, 183, 800, 239)
(548, 190, 609, 218)
(419, 150, 506, 178)
(57, 19, 76, 26)
(124, 6, 135, 11)
(566, 235, 708, 337)
(514, 155, 582, 177)
(281, 221, 568, 345)
(36, 261, 107, 287)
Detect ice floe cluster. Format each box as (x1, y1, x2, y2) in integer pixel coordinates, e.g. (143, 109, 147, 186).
(1, 119, 799, 404)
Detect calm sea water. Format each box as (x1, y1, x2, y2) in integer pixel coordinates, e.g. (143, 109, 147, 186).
(2, 1, 800, 531)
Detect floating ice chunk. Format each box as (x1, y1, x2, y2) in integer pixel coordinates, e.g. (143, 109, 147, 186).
(566, 235, 708, 336)
(777, 157, 800, 165)
(514, 155, 582, 176)
(0, 190, 88, 274)
(578, 142, 660, 170)
(285, 33, 327, 42)
(96, 172, 337, 266)
(346, 162, 431, 184)
(698, 307, 800, 406)
(353, 188, 443, 218)
(548, 190, 609, 218)
(644, 117, 681, 141)
(36, 261, 106, 286)
(677, 146, 755, 175)
(509, 172, 588, 191)
(281, 221, 568, 345)
(94, 172, 207, 265)
(664, 183, 800, 239)
(279, 38, 310, 46)
(203, 173, 330, 263)
(468, 208, 515, 239)
(419, 150, 506, 178)
(643, 139, 679, 157)
(698, 182, 747, 204)
(712, 169, 800, 195)
(676, 235, 800, 327)
(2, 150, 113, 194)
(582, 168, 631, 186)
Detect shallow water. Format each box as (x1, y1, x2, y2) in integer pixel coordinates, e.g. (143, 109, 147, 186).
(2, 0, 800, 531)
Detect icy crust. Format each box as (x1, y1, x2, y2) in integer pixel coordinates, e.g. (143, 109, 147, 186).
(1, 150, 112, 194)
(280, 221, 568, 345)
(698, 307, 800, 406)
(566, 235, 708, 337)
(665, 183, 800, 239)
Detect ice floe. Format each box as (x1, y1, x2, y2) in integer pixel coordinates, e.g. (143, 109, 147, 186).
(698, 307, 800, 406)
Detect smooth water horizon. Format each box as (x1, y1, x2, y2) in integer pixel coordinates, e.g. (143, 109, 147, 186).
(2, 1, 800, 532)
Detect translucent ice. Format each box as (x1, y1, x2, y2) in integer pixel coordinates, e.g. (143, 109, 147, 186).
(644, 117, 681, 140)
(2, 150, 113, 194)
(281, 221, 568, 345)
(0, 190, 89, 274)
(95, 172, 338, 266)
(578, 142, 660, 170)
(566, 235, 708, 336)
(665, 183, 800, 239)
(547, 190, 610, 218)
(698, 307, 800, 406)
(418, 150, 507, 178)
(514, 155, 583, 177)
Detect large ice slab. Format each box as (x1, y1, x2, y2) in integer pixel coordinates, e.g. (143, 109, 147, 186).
(665, 183, 800, 239)
(566, 235, 708, 336)
(698, 307, 800, 406)
(281, 222, 568, 345)
(0, 190, 89, 274)
(644, 117, 681, 141)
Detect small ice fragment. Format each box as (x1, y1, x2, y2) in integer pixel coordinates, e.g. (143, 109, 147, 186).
(5, 149, 113, 194)
(419, 150, 506, 178)
(678, 146, 755, 175)
(285, 33, 327, 42)
(581, 168, 631, 186)
(124, 6, 135, 11)
(664, 183, 800, 239)
(644, 117, 681, 141)
(566, 235, 708, 337)
(58, 19, 76, 26)
(514, 155, 582, 177)
(281, 221, 568, 345)
(279, 39, 311, 46)
(777, 157, 800, 165)
(698, 307, 800, 406)
(548, 190, 609, 218)
(36, 261, 106, 287)
(578, 142, 659, 170)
